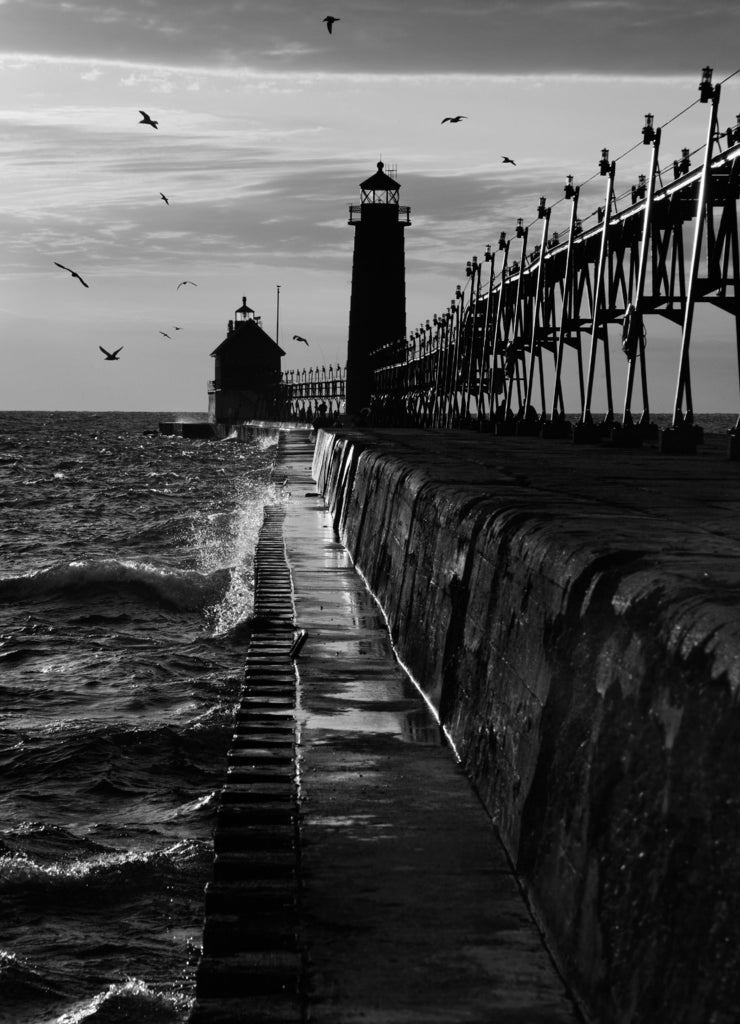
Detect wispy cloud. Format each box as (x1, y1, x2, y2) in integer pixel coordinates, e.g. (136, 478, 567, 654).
(0, 51, 714, 87)
(1, 0, 736, 77)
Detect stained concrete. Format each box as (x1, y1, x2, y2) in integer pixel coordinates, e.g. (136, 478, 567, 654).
(312, 426, 740, 1024)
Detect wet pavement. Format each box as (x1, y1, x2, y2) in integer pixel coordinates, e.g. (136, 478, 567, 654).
(278, 431, 580, 1023)
(192, 423, 740, 1024)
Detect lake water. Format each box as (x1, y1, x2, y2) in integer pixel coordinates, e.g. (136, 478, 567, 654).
(0, 411, 281, 1024)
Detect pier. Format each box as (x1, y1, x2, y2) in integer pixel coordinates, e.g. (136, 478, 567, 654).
(190, 423, 740, 1024)
(185, 65, 740, 1024)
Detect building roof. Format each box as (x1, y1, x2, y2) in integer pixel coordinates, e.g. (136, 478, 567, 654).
(359, 161, 400, 192)
(211, 317, 285, 358)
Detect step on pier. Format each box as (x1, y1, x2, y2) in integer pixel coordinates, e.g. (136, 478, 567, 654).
(190, 504, 306, 1024)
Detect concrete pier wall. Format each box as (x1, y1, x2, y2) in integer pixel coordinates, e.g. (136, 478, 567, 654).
(312, 427, 740, 1024)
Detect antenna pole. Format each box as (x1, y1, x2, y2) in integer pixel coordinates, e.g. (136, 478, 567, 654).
(276, 284, 281, 346)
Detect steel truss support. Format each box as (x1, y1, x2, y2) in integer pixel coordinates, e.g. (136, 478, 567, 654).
(550, 186, 583, 435)
(663, 82, 721, 452)
(368, 70, 740, 455)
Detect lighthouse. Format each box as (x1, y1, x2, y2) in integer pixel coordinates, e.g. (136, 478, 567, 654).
(208, 296, 285, 424)
(346, 162, 411, 415)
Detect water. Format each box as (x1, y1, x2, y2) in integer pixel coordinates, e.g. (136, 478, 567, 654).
(0, 412, 282, 1024)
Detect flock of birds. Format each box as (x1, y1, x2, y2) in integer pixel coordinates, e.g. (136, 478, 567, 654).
(52, 15, 517, 363)
(52, 99, 309, 361)
(53, 115, 202, 364)
(55, 248, 199, 361)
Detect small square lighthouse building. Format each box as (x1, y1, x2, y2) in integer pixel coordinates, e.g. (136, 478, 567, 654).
(208, 296, 285, 424)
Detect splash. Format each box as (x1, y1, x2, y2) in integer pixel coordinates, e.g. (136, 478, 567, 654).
(193, 477, 285, 635)
(51, 977, 190, 1023)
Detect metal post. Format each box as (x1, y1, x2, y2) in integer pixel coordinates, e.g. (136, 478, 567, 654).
(582, 162, 617, 429)
(476, 251, 496, 428)
(463, 260, 482, 423)
(551, 187, 581, 422)
(621, 130, 662, 437)
(522, 209, 551, 425)
(432, 314, 447, 428)
(447, 301, 463, 428)
(276, 284, 281, 348)
(671, 84, 721, 431)
(504, 229, 528, 420)
(487, 244, 508, 424)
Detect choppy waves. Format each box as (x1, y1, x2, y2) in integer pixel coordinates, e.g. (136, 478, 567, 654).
(0, 953, 191, 1023)
(0, 823, 207, 1022)
(0, 411, 281, 1024)
(0, 838, 206, 896)
(0, 559, 233, 612)
(53, 978, 191, 1024)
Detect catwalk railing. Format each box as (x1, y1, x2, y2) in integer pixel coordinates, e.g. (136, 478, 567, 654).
(370, 67, 740, 455)
(279, 363, 346, 422)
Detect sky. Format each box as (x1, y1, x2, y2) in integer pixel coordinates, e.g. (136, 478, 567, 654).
(1, 0, 739, 412)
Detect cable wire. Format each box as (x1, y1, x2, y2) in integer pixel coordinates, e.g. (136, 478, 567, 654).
(507, 67, 740, 240)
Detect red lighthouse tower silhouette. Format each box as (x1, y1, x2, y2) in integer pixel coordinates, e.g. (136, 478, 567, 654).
(346, 162, 411, 415)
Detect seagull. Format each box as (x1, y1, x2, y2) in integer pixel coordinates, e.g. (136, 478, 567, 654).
(323, 16, 339, 33)
(54, 262, 89, 287)
(99, 346, 123, 360)
(159, 331, 172, 339)
(501, 155, 516, 165)
(442, 116, 467, 124)
(293, 334, 309, 346)
(139, 110, 158, 129)
(173, 325, 182, 330)
(177, 280, 197, 289)
(160, 192, 169, 205)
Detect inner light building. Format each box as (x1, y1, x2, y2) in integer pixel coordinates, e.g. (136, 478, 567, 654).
(346, 162, 411, 415)
(208, 296, 285, 424)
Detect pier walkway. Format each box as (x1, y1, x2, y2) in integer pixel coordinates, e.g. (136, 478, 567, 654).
(191, 427, 580, 1023)
(191, 423, 740, 1023)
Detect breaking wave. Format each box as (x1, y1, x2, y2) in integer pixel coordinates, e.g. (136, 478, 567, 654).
(0, 839, 206, 898)
(54, 977, 190, 1024)
(0, 560, 232, 611)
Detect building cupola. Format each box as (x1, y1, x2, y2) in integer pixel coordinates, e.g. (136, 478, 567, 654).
(359, 161, 401, 204)
(232, 296, 261, 329)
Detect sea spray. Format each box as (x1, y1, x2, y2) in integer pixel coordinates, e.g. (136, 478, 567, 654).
(195, 477, 285, 636)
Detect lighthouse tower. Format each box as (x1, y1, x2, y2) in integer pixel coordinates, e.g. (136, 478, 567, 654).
(346, 162, 411, 415)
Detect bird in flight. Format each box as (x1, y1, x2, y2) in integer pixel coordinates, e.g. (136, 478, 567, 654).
(54, 262, 89, 287)
(501, 155, 516, 165)
(177, 281, 197, 289)
(293, 334, 309, 346)
(160, 192, 169, 205)
(173, 325, 182, 331)
(99, 346, 123, 360)
(323, 16, 339, 33)
(159, 331, 172, 339)
(442, 116, 467, 124)
(139, 110, 158, 129)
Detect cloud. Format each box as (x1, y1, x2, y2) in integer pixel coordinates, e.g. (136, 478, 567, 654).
(1, 0, 738, 76)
